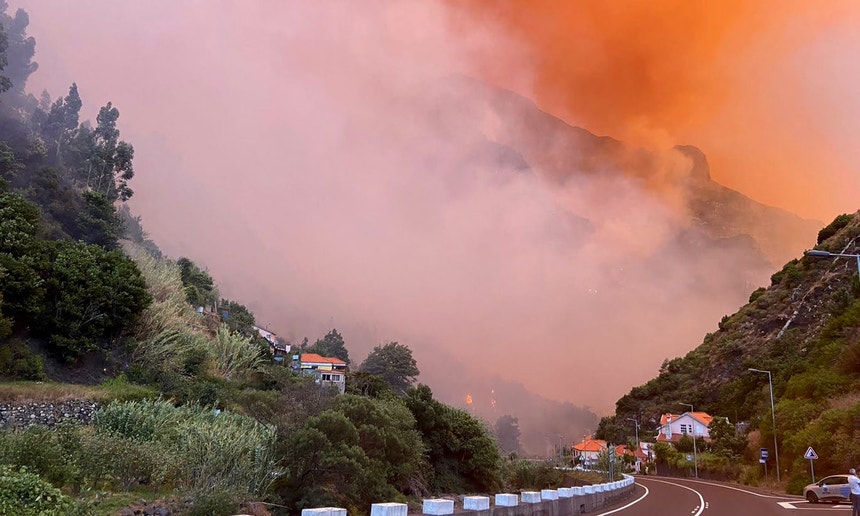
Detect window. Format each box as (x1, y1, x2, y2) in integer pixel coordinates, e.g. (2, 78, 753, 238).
(322, 374, 331, 381)
(680, 424, 690, 434)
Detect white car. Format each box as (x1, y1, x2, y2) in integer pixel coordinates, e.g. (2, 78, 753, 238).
(804, 475, 850, 504)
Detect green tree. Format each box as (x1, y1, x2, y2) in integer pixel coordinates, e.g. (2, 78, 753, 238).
(404, 384, 502, 493)
(219, 298, 256, 338)
(359, 341, 419, 395)
(276, 408, 400, 513)
(34, 240, 151, 358)
(332, 395, 426, 490)
(33, 83, 81, 166)
(177, 257, 217, 309)
(0, 3, 37, 97)
(345, 370, 394, 399)
(306, 329, 350, 364)
(708, 416, 747, 459)
(0, 186, 45, 322)
(0, 289, 12, 338)
(494, 414, 520, 455)
(75, 190, 122, 249)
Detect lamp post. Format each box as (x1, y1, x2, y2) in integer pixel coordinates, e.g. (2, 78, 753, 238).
(749, 368, 780, 483)
(804, 249, 860, 276)
(678, 402, 698, 479)
(626, 418, 640, 448)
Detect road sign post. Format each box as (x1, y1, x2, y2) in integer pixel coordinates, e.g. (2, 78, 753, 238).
(804, 447, 819, 483)
(760, 448, 769, 484)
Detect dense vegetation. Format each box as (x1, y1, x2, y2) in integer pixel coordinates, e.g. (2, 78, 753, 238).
(598, 211, 860, 492)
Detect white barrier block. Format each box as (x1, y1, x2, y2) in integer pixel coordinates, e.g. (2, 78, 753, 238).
(302, 509, 347, 516)
(371, 502, 408, 516)
(541, 489, 559, 500)
(582, 485, 594, 495)
(464, 496, 490, 511)
(594, 484, 604, 493)
(558, 487, 574, 498)
(495, 493, 518, 507)
(571, 487, 584, 496)
(423, 499, 454, 515)
(521, 491, 541, 504)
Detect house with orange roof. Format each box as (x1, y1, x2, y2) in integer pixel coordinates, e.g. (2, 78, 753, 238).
(572, 436, 607, 467)
(656, 412, 714, 444)
(294, 353, 348, 394)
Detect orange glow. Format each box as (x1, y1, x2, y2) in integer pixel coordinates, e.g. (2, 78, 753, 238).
(465, 394, 473, 405)
(452, 1, 860, 220)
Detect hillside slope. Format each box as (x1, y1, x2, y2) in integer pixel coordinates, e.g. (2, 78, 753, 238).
(603, 212, 860, 489)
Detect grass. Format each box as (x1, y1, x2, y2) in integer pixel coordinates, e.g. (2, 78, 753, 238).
(0, 376, 158, 403)
(81, 488, 177, 516)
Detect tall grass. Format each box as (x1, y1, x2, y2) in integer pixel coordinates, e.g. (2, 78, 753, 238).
(209, 324, 265, 380)
(123, 242, 203, 341)
(93, 400, 277, 495)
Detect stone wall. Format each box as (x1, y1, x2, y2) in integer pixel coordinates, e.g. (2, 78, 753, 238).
(0, 400, 99, 429)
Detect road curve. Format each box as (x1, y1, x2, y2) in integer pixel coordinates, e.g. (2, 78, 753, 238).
(595, 476, 843, 516)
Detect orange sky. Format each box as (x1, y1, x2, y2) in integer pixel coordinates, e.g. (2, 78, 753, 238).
(455, 0, 860, 221)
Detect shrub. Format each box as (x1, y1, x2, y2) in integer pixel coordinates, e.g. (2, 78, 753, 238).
(0, 426, 79, 487)
(505, 460, 562, 490)
(748, 287, 766, 304)
(76, 428, 177, 490)
(0, 339, 46, 381)
(98, 374, 158, 402)
(0, 465, 84, 516)
(817, 213, 853, 244)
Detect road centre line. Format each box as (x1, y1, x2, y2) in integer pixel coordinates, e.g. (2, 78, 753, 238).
(593, 483, 649, 516)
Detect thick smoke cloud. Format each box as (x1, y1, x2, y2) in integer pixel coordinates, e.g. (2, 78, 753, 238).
(13, 1, 860, 450)
(458, 0, 860, 221)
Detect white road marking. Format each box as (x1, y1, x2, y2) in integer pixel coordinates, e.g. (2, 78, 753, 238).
(593, 484, 650, 516)
(645, 476, 802, 500)
(638, 478, 705, 516)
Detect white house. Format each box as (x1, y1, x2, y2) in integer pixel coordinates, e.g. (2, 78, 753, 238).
(655, 412, 714, 444)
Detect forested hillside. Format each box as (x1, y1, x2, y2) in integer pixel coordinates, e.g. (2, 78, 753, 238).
(598, 211, 860, 492)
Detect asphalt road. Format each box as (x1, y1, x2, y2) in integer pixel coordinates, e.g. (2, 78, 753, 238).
(592, 476, 853, 515)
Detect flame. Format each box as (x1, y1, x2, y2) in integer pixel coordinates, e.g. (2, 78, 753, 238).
(465, 394, 473, 405)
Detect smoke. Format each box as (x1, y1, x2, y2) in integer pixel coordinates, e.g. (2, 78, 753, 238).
(456, 0, 860, 221)
(12, 1, 860, 451)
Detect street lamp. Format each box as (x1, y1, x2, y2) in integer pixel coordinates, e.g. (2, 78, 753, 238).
(804, 249, 860, 276)
(626, 418, 640, 448)
(749, 368, 780, 483)
(678, 402, 698, 479)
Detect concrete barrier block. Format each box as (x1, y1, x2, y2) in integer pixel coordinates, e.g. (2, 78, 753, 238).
(422, 499, 454, 515)
(541, 489, 559, 500)
(571, 486, 584, 496)
(594, 484, 604, 493)
(371, 502, 408, 516)
(302, 509, 347, 516)
(558, 487, 574, 498)
(495, 493, 518, 507)
(582, 485, 594, 495)
(521, 491, 541, 504)
(463, 496, 490, 511)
